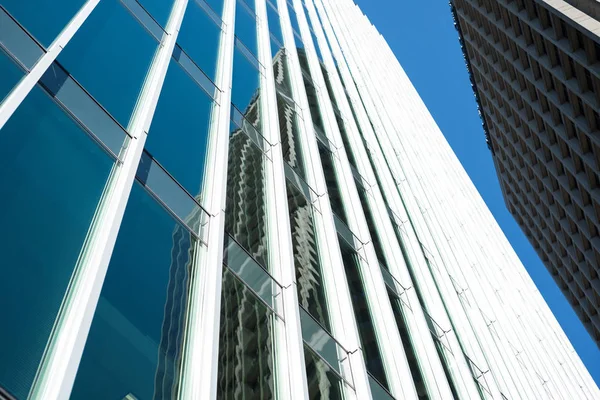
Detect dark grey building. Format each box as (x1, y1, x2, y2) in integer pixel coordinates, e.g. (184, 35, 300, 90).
(451, 0, 600, 345)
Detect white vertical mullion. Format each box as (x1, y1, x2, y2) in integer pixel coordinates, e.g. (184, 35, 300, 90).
(292, 0, 407, 396)
(178, 0, 237, 397)
(255, 0, 309, 397)
(0, 0, 100, 129)
(322, 2, 482, 398)
(312, 2, 459, 397)
(274, 0, 370, 398)
(302, 0, 424, 397)
(28, 1, 190, 399)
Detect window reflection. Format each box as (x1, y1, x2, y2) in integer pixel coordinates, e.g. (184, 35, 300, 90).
(235, 0, 259, 57)
(287, 182, 330, 328)
(0, 84, 112, 399)
(217, 268, 275, 399)
(71, 183, 197, 400)
(178, 1, 222, 83)
(2, 0, 84, 47)
(58, 0, 158, 127)
(304, 345, 344, 400)
(340, 240, 389, 390)
(146, 60, 214, 197)
(225, 118, 269, 269)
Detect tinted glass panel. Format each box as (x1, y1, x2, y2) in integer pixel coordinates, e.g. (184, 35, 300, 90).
(139, 0, 174, 27)
(287, 182, 330, 328)
(145, 60, 214, 197)
(3, 0, 84, 46)
(387, 289, 429, 399)
(0, 52, 23, 103)
(0, 7, 45, 70)
(217, 268, 275, 399)
(231, 44, 262, 124)
(58, 0, 157, 126)
(340, 240, 389, 390)
(235, 0, 258, 57)
(304, 346, 344, 400)
(318, 143, 348, 224)
(266, 2, 283, 58)
(71, 183, 196, 400)
(369, 373, 395, 400)
(225, 123, 269, 269)
(178, 1, 222, 82)
(0, 85, 112, 399)
(357, 187, 388, 268)
(278, 94, 306, 178)
(204, 0, 225, 19)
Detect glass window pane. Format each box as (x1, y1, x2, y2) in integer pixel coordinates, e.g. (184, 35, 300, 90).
(225, 122, 269, 269)
(217, 267, 275, 399)
(138, 0, 174, 28)
(199, 0, 225, 21)
(58, 0, 158, 127)
(0, 51, 24, 103)
(299, 308, 340, 374)
(178, 1, 221, 82)
(287, 7, 303, 48)
(223, 235, 279, 310)
(318, 142, 348, 224)
(0, 85, 112, 399)
(145, 61, 214, 197)
(39, 62, 129, 157)
(340, 240, 389, 390)
(286, 182, 330, 328)
(273, 51, 293, 100)
(304, 346, 345, 400)
(0, 7, 45, 70)
(356, 187, 388, 268)
(368, 373, 395, 400)
(71, 183, 196, 400)
(387, 289, 429, 399)
(235, 0, 258, 56)
(2, 0, 85, 47)
(278, 94, 305, 177)
(266, 3, 283, 58)
(231, 45, 262, 129)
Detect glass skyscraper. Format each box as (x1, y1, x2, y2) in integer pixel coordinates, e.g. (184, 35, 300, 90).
(0, 0, 597, 399)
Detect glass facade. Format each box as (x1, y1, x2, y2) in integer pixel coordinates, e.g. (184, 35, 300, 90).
(0, 0, 595, 399)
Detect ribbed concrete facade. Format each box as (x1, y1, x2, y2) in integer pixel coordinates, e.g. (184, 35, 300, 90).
(0, 0, 598, 399)
(451, 0, 600, 346)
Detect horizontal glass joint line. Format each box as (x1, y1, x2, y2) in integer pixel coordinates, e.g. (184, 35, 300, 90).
(234, 37, 265, 74)
(120, 0, 166, 42)
(333, 214, 363, 250)
(136, 151, 210, 240)
(223, 233, 283, 287)
(237, 0, 257, 19)
(368, 372, 396, 400)
(194, 0, 225, 29)
(38, 62, 130, 158)
(299, 304, 349, 354)
(172, 44, 221, 103)
(230, 103, 272, 149)
(0, 6, 45, 70)
(284, 162, 319, 204)
(302, 342, 355, 390)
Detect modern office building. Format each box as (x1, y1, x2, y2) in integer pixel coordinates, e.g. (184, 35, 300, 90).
(0, 0, 597, 399)
(450, 0, 600, 347)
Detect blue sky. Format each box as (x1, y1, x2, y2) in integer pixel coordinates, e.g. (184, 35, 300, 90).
(354, 0, 600, 384)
